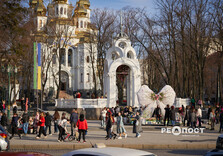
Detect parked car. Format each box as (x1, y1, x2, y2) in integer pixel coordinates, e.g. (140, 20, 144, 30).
(0, 152, 52, 156)
(205, 149, 223, 156)
(0, 125, 10, 151)
(63, 147, 156, 156)
(216, 134, 223, 149)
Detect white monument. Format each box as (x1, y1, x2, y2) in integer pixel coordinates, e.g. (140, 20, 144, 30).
(103, 32, 141, 108)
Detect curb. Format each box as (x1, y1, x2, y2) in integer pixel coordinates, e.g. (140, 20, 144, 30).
(11, 143, 216, 150)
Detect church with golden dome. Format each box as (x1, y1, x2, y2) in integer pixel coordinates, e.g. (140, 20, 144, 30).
(29, 0, 99, 98)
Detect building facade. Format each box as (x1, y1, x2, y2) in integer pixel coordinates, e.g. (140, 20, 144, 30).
(30, 0, 98, 98)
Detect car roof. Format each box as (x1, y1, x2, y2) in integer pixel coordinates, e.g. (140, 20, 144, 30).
(0, 152, 52, 156)
(218, 134, 223, 138)
(63, 147, 155, 156)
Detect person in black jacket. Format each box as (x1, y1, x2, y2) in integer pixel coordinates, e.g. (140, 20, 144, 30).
(1, 113, 7, 129)
(106, 112, 113, 140)
(154, 105, 161, 124)
(10, 113, 21, 139)
(45, 112, 52, 135)
(164, 105, 170, 126)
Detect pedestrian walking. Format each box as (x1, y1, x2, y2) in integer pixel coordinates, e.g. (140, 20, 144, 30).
(33, 112, 39, 134)
(196, 106, 202, 127)
(36, 112, 47, 139)
(219, 109, 223, 133)
(180, 105, 186, 124)
(58, 113, 68, 142)
(164, 105, 170, 126)
(22, 111, 29, 135)
(184, 106, 190, 126)
(76, 114, 88, 143)
(10, 113, 21, 139)
(210, 110, 215, 130)
(170, 106, 175, 126)
(207, 105, 212, 121)
(116, 112, 127, 139)
(70, 109, 78, 136)
(133, 111, 142, 138)
(45, 112, 52, 135)
(106, 112, 113, 140)
(190, 109, 196, 128)
(101, 107, 107, 128)
(215, 104, 220, 124)
(53, 110, 60, 134)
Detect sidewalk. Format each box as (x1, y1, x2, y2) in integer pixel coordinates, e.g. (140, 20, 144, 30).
(10, 120, 220, 150)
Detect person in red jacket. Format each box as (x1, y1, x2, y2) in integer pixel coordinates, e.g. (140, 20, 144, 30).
(36, 112, 47, 139)
(76, 114, 88, 143)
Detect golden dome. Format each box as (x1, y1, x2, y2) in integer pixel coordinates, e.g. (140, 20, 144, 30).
(75, 3, 87, 14)
(80, 0, 90, 6)
(35, 0, 46, 16)
(53, 0, 68, 3)
(29, 0, 38, 8)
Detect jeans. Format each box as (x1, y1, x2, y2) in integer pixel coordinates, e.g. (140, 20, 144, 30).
(171, 120, 175, 126)
(71, 122, 77, 136)
(54, 122, 58, 133)
(45, 125, 51, 134)
(101, 117, 106, 128)
(23, 122, 29, 134)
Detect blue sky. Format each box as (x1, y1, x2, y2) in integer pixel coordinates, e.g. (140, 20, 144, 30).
(71, 0, 157, 15)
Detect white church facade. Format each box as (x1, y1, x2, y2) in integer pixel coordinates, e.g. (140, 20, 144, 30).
(30, 0, 98, 98)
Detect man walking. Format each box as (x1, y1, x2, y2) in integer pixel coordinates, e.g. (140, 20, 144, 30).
(197, 106, 202, 127)
(70, 109, 78, 136)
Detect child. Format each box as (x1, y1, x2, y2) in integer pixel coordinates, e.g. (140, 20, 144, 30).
(76, 114, 88, 143)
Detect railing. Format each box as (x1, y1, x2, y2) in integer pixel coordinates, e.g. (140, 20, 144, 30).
(55, 98, 107, 108)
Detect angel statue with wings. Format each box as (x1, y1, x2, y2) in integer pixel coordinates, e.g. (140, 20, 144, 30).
(137, 85, 176, 119)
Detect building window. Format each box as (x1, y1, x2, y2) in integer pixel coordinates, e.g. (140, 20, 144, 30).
(84, 22, 87, 28)
(68, 49, 72, 67)
(60, 7, 63, 15)
(81, 73, 83, 83)
(39, 20, 42, 28)
(61, 48, 65, 65)
(87, 73, 90, 82)
(80, 21, 83, 28)
(56, 7, 58, 15)
(64, 8, 66, 15)
(86, 56, 89, 63)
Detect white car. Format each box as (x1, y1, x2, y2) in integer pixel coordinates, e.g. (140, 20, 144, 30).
(216, 134, 223, 149)
(0, 125, 9, 151)
(63, 147, 156, 156)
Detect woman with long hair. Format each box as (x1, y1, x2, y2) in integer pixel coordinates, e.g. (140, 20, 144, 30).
(53, 110, 60, 133)
(36, 112, 47, 139)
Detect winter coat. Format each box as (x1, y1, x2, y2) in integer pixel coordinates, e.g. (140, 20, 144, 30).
(39, 116, 45, 127)
(76, 119, 88, 130)
(106, 117, 112, 130)
(70, 112, 78, 124)
(45, 114, 52, 126)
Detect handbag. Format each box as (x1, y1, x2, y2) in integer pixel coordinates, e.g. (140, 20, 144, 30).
(85, 130, 88, 135)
